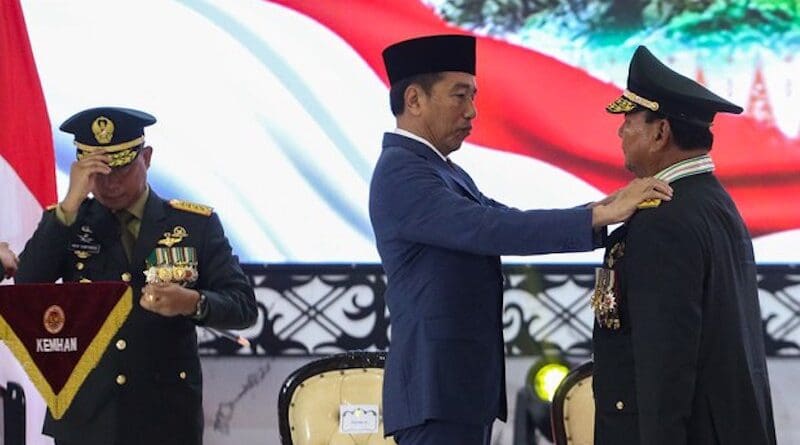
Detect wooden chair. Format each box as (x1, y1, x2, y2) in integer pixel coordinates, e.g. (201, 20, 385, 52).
(550, 361, 594, 445)
(278, 351, 396, 445)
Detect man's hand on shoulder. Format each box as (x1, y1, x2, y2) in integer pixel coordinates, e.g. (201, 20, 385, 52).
(591, 178, 673, 227)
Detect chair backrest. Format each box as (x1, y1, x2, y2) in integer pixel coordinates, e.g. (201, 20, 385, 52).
(278, 351, 396, 445)
(550, 361, 594, 445)
(1, 381, 26, 445)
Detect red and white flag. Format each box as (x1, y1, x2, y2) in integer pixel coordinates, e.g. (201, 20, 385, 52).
(1, 2, 56, 444)
(0, 0, 56, 262)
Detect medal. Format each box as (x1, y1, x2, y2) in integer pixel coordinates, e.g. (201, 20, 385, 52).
(144, 230, 198, 286)
(592, 240, 626, 330)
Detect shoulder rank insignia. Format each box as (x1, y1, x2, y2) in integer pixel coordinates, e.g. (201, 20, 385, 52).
(169, 199, 213, 216)
(637, 198, 661, 209)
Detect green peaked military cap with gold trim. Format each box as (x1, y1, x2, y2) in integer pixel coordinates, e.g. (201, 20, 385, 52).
(607, 46, 743, 127)
(60, 107, 156, 168)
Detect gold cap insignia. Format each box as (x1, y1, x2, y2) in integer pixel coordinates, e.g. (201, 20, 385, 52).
(91, 116, 115, 144)
(43, 305, 66, 334)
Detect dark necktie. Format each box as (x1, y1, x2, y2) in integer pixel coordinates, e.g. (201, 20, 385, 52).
(116, 210, 136, 262)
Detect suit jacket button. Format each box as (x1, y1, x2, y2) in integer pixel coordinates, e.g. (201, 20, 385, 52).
(116, 374, 127, 385)
(76, 262, 85, 271)
(121, 272, 132, 282)
(115, 339, 127, 351)
(179, 371, 187, 380)
(615, 401, 624, 410)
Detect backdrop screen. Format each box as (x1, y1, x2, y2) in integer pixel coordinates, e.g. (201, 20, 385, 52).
(20, 0, 800, 263)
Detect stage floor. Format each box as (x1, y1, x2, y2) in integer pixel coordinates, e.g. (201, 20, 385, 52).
(201, 356, 799, 445)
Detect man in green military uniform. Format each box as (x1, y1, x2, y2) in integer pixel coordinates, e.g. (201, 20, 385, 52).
(591, 47, 776, 445)
(16, 107, 257, 445)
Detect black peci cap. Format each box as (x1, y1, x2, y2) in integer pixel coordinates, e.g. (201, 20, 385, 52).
(382, 34, 476, 86)
(60, 107, 156, 167)
(607, 46, 742, 127)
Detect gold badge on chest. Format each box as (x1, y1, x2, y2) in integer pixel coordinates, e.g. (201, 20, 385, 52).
(145, 226, 198, 286)
(157, 226, 188, 247)
(591, 241, 625, 330)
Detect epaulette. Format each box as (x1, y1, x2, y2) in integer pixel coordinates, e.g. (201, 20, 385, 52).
(169, 199, 213, 216)
(636, 198, 662, 209)
(45, 203, 58, 211)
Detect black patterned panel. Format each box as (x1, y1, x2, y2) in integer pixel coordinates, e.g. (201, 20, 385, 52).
(196, 264, 800, 358)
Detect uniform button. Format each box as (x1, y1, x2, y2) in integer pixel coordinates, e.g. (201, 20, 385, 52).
(116, 374, 127, 385)
(179, 371, 187, 380)
(76, 262, 85, 271)
(121, 272, 131, 282)
(115, 339, 127, 351)
(615, 401, 624, 411)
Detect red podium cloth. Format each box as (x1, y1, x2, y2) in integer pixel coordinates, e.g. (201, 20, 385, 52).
(0, 282, 131, 419)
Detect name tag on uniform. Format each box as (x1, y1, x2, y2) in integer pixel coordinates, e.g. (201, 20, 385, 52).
(70, 242, 101, 255)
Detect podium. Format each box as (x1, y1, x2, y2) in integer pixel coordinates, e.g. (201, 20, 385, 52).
(0, 283, 131, 420)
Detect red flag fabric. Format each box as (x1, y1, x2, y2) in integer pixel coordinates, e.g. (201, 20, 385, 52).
(0, 0, 57, 250)
(0, 282, 132, 419)
(268, 0, 800, 237)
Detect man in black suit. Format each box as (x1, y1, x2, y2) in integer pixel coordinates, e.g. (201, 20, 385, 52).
(16, 107, 257, 445)
(592, 46, 777, 445)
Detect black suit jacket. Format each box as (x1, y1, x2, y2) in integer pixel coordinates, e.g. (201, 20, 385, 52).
(16, 189, 257, 445)
(592, 173, 776, 445)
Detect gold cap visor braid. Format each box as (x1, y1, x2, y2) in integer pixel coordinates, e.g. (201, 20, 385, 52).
(75, 136, 144, 167)
(606, 90, 660, 114)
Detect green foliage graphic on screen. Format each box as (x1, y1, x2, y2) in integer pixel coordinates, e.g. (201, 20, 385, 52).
(436, 0, 800, 48)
